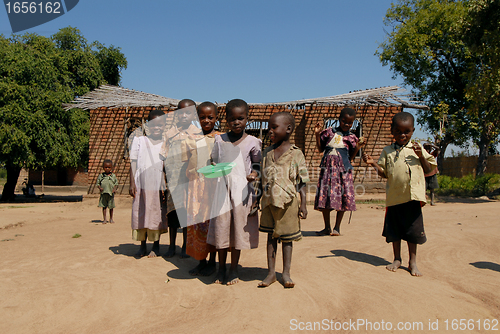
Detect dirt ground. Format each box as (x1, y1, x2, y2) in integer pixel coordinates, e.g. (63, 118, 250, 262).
(1, 194, 499, 333)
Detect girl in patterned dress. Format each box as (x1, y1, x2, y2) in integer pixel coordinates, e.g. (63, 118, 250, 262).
(314, 108, 365, 236)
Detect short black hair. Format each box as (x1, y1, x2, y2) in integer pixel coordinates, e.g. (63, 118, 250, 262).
(270, 112, 295, 132)
(226, 99, 249, 118)
(391, 111, 415, 129)
(177, 99, 196, 109)
(148, 107, 165, 120)
(197, 101, 218, 116)
(339, 107, 356, 119)
(103, 159, 113, 167)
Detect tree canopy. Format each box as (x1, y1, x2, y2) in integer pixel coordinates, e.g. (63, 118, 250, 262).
(0, 27, 127, 200)
(377, 0, 500, 175)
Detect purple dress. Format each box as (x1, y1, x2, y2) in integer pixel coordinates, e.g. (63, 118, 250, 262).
(314, 127, 358, 211)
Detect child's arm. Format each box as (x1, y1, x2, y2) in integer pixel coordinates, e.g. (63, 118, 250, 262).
(298, 182, 307, 219)
(113, 175, 118, 194)
(412, 143, 433, 174)
(362, 152, 386, 178)
(314, 122, 324, 153)
(96, 174, 103, 193)
(350, 136, 366, 161)
(129, 160, 137, 197)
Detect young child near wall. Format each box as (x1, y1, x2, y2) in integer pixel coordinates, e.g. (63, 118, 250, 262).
(185, 101, 221, 276)
(97, 159, 118, 224)
(314, 108, 365, 236)
(129, 109, 168, 258)
(363, 112, 436, 276)
(258, 112, 309, 288)
(161, 99, 201, 258)
(207, 98, 261, 285)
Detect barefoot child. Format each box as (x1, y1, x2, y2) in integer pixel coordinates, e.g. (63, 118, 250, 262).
(97, 159, 118, 224)
(258, 112, 309, 288)
(207, 98, 261, 285)
(185, 102, 221, 276)
(362, 112, 436, 276)
(423, 143, 440, 206)
(314, 108, 365, 236)
(129, 108, 168, 258)
(161, 99, 201, 258)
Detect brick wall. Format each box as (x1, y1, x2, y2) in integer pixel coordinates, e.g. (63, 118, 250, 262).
(88, 104, 400, 195)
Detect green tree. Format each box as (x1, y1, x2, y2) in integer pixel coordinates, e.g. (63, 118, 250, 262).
(463, 0, 500, 176)
(0, 27, 127, 201)
(377, 0, 473, 173)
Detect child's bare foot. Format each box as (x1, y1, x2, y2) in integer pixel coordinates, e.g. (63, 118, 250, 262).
(282, 272, 295, 288)
(200, 262, 216, 276)
(180, 245, 189, 259)
(315, 228, 331, 236)
(386, 259, 401, 272)
(258, 273, 277, 288)
(409, 263, 423, 276)
(164, 246, 175, 258)
(102, 220, 108, 224)
(109, 219, 115, 224)
(148, 243, 160, 258)
(213, 268, 226, 284)
(134, 246, 147, 258)
(189, 261, 206, 276)
(330, 229, 341, 236)
(147, 250, 159, 258)
(226, 269, 239, 285)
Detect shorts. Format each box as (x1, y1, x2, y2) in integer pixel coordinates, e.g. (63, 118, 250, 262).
(98, 193, 115, 209)
(383, 201, 426, 244)
(132, 228, 165, 242)
(259, 197, 302, 242)
(425, 175, 439, 190)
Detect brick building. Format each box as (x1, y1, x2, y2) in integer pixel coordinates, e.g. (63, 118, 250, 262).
(64, 85, 427, 197)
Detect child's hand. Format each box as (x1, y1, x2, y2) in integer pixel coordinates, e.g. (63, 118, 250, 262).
(357, 137, 367, 148)
(412, 142, 423, 157)
(98, 186, 103, 193)
(314, 122, 323, 135)
(362, 152, 374, 165)
(247, 172, 258, 182)
(129, 185, 136, 198)
(299, 205, 308, 219)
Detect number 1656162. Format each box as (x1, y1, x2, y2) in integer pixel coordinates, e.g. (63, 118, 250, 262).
(5, 2, 62, 14)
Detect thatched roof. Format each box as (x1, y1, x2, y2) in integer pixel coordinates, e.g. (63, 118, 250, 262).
(63, 85, 428, 111)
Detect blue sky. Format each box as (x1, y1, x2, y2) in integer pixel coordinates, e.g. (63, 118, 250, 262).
(1, 0, 469, 151)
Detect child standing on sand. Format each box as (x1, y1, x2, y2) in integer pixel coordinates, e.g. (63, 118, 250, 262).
(129, 109, 168, 258)
(314, 107, 365, 236)
(363, 112, 436, 276)
(258, 112, 309, 288)
(161, 99, 201, 258)
(185, 101, 221, 276)
(207, 98, 261, 285)
(97, 159, 118, 224)
(423, 143, 440, 206)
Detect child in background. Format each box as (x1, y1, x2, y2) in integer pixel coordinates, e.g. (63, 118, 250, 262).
(423, 143, 440, 206)
(129, 108, 168, 258)
(161, 99, 201, 258)
(185, 101, 221, 276)
(207, 98, 261, 285)
(363, 112, 436, 276)
(258, 112, 309, 288)
(97, 159, 118, 224)
(314, 108, 365, 236)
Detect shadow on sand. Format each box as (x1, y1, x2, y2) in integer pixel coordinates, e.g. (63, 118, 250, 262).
(0, 194, 83, 203)
(436, 196, 494, 204)
(318, 249, 391, 267)
(470, 261, 500, 273)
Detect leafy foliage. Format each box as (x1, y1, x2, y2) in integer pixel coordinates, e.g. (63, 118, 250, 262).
(437, 173, 500, 197)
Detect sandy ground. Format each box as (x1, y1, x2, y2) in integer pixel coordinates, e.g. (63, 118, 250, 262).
(1, 195, 499, 334)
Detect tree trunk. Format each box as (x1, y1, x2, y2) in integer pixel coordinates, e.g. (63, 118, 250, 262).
(476, 133, 490, 177)
(0, 164, 21, 202)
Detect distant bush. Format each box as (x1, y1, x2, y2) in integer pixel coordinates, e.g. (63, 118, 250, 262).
(436, 174, 500, 197)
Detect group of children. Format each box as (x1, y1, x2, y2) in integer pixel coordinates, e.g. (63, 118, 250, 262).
(97, 100, 437, 285)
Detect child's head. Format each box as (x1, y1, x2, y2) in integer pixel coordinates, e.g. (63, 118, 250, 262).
(197, 101, 218, 134)
(103, 159, 113, 174)
(176, 99, 196, 129)
(148, 108, 165, 139)
(338, 108, 356, 133)
(268, 112, 295, 144)
(391, 111, 415, 146)
(225, 99, 249, 134)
